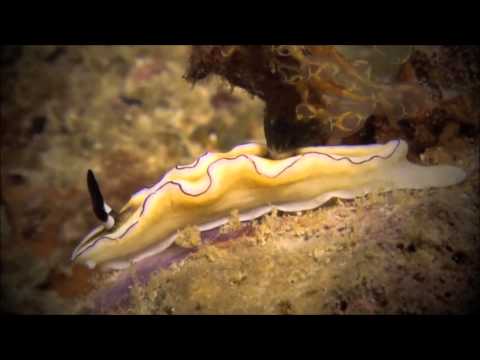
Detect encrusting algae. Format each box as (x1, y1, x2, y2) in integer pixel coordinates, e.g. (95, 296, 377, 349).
(118, 181, 478, 314)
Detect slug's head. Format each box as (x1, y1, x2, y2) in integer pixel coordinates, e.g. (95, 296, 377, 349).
(72, 170, 145, 268)
(71, 170, 122, 266)
(86, 169, 115, 229)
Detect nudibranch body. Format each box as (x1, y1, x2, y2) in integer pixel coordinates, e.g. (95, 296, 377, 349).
(72, 140, 465, 270)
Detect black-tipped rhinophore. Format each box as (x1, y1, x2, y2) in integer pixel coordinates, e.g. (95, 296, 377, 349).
(87, 169, 108, 222)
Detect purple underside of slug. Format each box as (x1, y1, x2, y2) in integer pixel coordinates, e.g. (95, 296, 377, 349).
(88, 223, 254, 312)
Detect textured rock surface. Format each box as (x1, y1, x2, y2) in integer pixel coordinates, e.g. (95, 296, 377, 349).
(100, 176, 479, 314)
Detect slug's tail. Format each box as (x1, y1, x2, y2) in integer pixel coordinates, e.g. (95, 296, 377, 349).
(390, 162, 467, 190)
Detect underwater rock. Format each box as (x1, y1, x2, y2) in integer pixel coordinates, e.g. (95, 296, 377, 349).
(87, 224, 253, 312)
(0, 204, 12, 246)
(186, 45, 479, 157)
(86, 179, 479, 314)
(186, 45, 437, 155)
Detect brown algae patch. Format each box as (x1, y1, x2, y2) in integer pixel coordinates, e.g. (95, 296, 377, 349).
(219, 209, 242, 234)
(174, 226, 201, 248)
